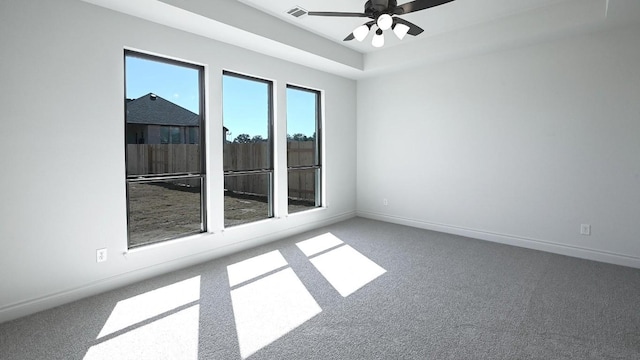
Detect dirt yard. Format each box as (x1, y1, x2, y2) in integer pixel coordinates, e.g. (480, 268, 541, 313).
(128, 183, 314, 247)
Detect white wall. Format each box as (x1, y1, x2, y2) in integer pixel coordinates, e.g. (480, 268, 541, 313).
(357, 22, 640, 268)
(0, 0, 357, 322)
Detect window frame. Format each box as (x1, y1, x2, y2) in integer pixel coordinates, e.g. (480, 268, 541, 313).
(124, 50, 207, 248)
(286, 84, 322, 211)
(222, 71, 275, 225)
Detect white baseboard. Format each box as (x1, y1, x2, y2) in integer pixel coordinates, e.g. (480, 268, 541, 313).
(0, 211, 357, 324)
(357, 211, 640, 269)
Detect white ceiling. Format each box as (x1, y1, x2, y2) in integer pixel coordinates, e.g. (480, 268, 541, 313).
(83, 0, 640, 79)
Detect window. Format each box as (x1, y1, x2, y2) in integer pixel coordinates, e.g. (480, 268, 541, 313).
(222, 72, 274, 227)
(124, 51, 206, 248)
(286, 85, 321, 213)
(188, 127, 197, 144)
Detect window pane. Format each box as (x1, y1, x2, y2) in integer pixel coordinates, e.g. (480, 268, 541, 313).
(223, 74, 271, 171)
(286, 85, 321, 213)
(160, 127, 170, 144)
(188, 127, 197, 144)
(126, 56, 200, 176)
(288, 168, 319, 214)
(222, 72, 274, 227)
(286, 87, 318, 167)
(125, 51, 205, 248)
(225, 173, 272, 227)
(170, 127, 181, 144)
(128, 179, 203, 248)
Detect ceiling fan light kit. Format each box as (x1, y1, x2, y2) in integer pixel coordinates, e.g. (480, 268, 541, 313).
(393, 23, 410, 40)
(372, 28, 385, 47)
(353, 24, 370, 42)
(308, 0, 456, 48)
(377, 13, 393, 30)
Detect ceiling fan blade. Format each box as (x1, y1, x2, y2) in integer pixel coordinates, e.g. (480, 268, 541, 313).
(307, 11, 370, 18)
(394, 0, 455, 15)
(393, 17, 424, 36)
(344, 33, 356, 41)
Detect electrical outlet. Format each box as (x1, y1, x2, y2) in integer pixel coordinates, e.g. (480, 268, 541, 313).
(580, 224, 591, 236)
(383, 198, 388, 206)
(96, 248, 108, 263)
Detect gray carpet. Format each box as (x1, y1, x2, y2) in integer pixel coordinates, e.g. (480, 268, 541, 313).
(1, 217, 639, 359)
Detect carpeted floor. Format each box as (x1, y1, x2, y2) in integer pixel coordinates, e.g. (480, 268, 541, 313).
(1, 217, 639, 359)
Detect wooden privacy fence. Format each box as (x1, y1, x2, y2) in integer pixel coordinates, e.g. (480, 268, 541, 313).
(127, 144, 201, 175)
(127, 142, 317, 201)
(285, 141, 317, 201)
(223, 142, 269, 171)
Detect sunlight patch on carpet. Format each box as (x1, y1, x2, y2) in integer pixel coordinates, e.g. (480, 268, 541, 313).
(295, 232, 344, 257)
(229, 259, 321, 359)
(84, 304, 200, 360)
(96, 276, 201, 339)
(227, 250, 288, 287)
(309, 244, 386, 297)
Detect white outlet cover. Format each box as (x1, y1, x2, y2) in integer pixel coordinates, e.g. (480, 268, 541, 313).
(580, 224, 591, 236)
(97, 248, 108, 262)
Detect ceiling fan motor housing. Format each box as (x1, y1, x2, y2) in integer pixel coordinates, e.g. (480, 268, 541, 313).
(365, 0, 398, 16)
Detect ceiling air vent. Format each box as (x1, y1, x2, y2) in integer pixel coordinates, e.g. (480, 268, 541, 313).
(287, 6, 308, 18)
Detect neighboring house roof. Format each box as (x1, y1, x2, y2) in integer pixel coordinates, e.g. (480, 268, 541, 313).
(126, 93, 198, 126)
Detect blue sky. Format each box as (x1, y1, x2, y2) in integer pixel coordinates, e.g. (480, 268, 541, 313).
(126, 56, 200, 113)
(126, 55, 317, 140)
(286, 87, 318, 138)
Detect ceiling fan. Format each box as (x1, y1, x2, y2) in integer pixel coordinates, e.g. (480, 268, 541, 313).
(307, 0, 456, 47)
